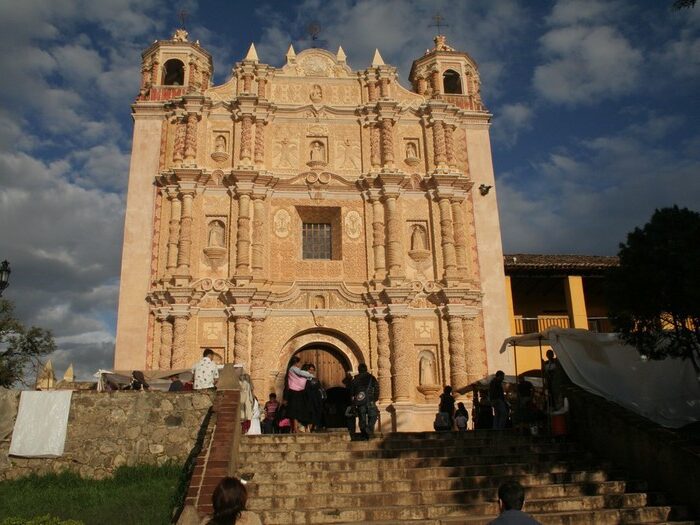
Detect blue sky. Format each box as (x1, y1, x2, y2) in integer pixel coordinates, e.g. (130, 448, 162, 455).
(0, 0, 698, 380)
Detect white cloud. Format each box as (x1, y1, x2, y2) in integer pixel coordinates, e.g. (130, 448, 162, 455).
(498, 115, 700, 254)
(533, 25, 642, 104)
(492, 103, 534, 147)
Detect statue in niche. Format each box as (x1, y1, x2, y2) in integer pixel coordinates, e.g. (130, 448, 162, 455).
(214, 135, 226, 153)
(208, 221, 225, 247)
(406, 142, 418, 159)
(310, 84, 323, 103)
(420, 354, 436, 386)
(310, 140, 326, 162)
(411, 224, 428, 251)
(312, 295, 326, 309)
(405, 141, 420, 166)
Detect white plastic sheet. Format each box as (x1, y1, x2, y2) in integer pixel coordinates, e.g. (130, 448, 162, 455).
(502, 328, 700, 429)
(9, 390, 73, 457)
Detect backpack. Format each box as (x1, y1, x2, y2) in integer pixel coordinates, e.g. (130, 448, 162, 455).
(352, 375, 377, 406)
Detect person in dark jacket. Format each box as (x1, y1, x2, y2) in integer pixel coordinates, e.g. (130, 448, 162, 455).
(350, 363, 379, 440)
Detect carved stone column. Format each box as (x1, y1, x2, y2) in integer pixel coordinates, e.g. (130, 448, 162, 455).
(370, 194, 386, 280)
(379, 78, 390, 98)
(250, 317, 267, 391)
(166, 190, 181, 273)
(431, 69, 441, 94)
(463, 316, 488, 385)
(239, 115, 253, 163)
(383, 193, 404, 279)
(171, 315, 189, 368)
(451, 198, 469, 273)
(172, 117, 186, 164)
(438, 195, 457, 278)
(367, 80, 378, 102)
(254, 121, 265, 166)
(251, 197, 265, 271)
(375, 315, 391, 403)
(432, 120, 447, 168)
(389, 312, 410, 401)
(380, 118, 395, 166)
(370, 124, 381, 169)
(151, 60, 159, 86)
(158, 316, 173, 370)
(446, 313, 469, 389)
(177, 191, 194, 273)
(417, 77, 427, 95)
(235, 192, 251, 272)
(242, 73, 253, 93)
(234, 317, 251, 368)
(257, 77, 267, 98)
(184, 113, 198, 164)
(444, 124, 455, 167)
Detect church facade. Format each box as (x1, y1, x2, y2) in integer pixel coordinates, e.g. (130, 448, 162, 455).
(114, 29, 511, 430)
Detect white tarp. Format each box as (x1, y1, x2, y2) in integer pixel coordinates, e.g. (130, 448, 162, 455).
(501, 328, 700, 429)
(94, 369, 193, 391)
(9, 390, 73, 457)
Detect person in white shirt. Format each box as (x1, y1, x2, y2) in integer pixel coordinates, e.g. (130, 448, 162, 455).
(192, 348, 219, 390)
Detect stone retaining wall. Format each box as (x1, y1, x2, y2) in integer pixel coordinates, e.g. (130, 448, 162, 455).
(0, 389, 214, 480)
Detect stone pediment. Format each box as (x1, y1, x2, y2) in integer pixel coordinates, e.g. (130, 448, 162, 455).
(281, 48, 353, 78)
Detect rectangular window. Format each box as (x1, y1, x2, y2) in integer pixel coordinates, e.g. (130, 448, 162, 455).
(302, 223, 332, 260)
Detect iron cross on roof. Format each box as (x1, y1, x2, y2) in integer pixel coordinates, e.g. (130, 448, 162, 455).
(178, 9, 189, 30)
(430, 13, 449, 34)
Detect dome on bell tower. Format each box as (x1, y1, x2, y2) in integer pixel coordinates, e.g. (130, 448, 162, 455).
(137, 28, 213, 102)
(408, 35, 485, 111)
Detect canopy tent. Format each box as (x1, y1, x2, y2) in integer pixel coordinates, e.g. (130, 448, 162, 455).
(501, 328, 700, 429)
(94, 369, 193, 392)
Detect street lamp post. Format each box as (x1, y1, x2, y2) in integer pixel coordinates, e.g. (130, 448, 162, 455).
(0, 260, 10, 297)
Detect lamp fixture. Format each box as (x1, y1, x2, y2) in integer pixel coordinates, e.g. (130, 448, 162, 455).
(0, 260, 10, 297)
(479, 184, 492, 196)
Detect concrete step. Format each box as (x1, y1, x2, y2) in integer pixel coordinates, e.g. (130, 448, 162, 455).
(242, 461, 613, 484)
(249, 477, 626, 498)
(239, 442, 583, 458)
(247, 488, 649, 512)
(256, 501, 684, 524)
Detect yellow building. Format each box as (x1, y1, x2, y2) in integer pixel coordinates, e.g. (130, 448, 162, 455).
(504, 253, 619, 374)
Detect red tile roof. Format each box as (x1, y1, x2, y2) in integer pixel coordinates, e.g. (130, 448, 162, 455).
(504, 253, 619, 274)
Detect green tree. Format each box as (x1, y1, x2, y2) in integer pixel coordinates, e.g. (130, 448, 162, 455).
(607, 206, 700, 374)
(0, 298, 56, 387)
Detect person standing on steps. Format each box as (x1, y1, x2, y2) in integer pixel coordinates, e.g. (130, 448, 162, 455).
(488, 481, 541, 524)
(192, 348, 219, 391)
(350, 363, 379, 440)
(439, 385, 456, 429)
(284, 355, 314, 433)
(490, 370, 509, 430)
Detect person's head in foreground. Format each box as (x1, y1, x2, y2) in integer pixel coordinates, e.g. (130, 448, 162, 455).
(498, 480, 525, 512)
(209, 476, 248, 525)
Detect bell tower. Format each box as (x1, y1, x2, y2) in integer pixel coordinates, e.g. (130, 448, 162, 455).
(138, 28, 213, 101)
(409, 35, 485, 111)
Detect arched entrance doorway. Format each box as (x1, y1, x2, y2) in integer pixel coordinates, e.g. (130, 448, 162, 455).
(278, 329, 363, 428)
(292, 343, 351, 390)
(289, 343, 352, 429)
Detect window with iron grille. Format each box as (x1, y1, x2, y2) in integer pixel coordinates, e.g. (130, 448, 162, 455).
(302, 223, 332, 259)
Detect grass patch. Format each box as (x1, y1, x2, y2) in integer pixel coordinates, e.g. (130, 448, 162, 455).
(0, 463, 184, 525)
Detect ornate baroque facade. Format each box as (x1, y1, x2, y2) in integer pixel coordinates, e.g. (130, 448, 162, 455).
(114, 29, 512, 430)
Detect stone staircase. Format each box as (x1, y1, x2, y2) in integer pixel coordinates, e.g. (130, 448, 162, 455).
(236, 431, 697, 525)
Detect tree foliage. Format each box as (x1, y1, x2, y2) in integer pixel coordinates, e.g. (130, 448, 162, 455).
(0, 298, 56, 388)
(607, 206, 700, 374)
